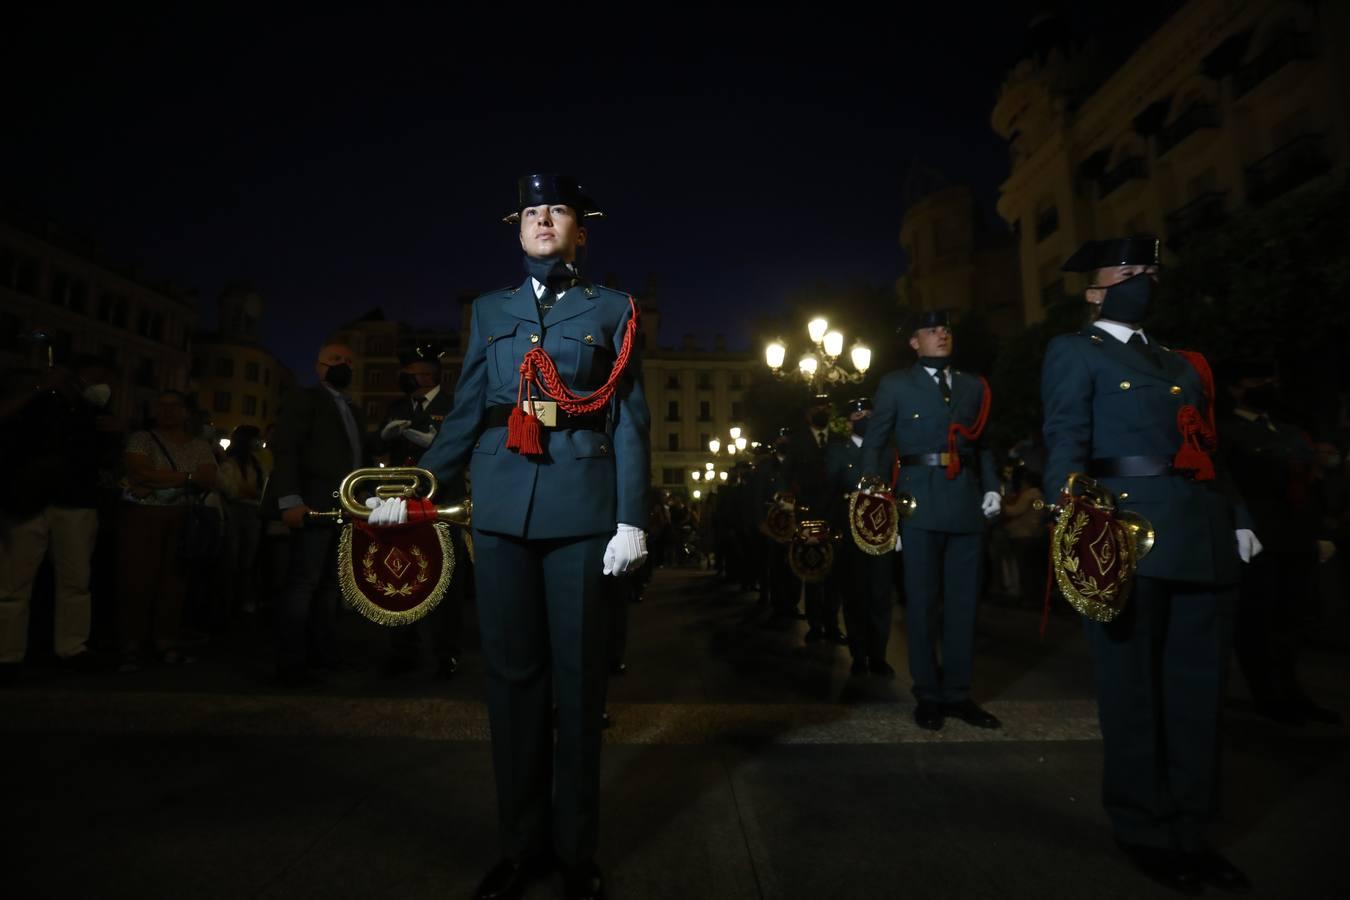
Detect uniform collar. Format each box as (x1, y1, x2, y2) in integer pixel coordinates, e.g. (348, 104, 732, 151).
(1093, 319, 1146, 344)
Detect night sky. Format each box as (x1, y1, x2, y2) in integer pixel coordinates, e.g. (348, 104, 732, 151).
(3, 3, 1181, 376)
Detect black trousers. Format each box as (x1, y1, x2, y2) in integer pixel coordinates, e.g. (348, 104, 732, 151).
(835, 540, 894, 662)
(902, 528, 984, 702)
(1235, 550, 1313, 706)
(472, 528, 610, 867)
(275, 524, 340, 674)
(1084, 577, 1234, 851)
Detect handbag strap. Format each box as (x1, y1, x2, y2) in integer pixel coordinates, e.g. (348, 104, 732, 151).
(147, 431, 180, 471)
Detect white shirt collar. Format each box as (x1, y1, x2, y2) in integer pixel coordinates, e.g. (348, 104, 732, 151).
(414, 385, 441, 406)
(1232, 408, 1260, 423)
(531, 264, 578, 298)
(851, 434, 863, 447)
(1094, 319, 1147, 344)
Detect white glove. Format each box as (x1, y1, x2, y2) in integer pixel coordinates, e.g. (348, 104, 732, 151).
(403, 427, 435, 448)
(1236, 529, 1263, 563)
(981, 491, 1002, 519)
(365, 496, 407, 526)
(603, 524, 648, 576)
(380, 419, 412, 440)
(893, 533, 903, 553)
(1317, 539, 1336, 564)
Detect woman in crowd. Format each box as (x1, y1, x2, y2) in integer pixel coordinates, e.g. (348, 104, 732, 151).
(218, 424, 265, 620)
(117, 390, 218, 670)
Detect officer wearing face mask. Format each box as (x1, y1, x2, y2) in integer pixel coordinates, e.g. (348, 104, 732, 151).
(0, 354, 121, 676)
(826, 398, 897, 676)
(1218, 361, 1341, 727)
(263, 342, 368, 686)
(378, 355, 452, 466)
(1043, 237, 1260, 893)
(376, 352, 466, 680)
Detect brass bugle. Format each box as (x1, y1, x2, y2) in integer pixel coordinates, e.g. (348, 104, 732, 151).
(857, 474, 918, 519)
(1035, 472, 1154, 561)
(307, 466, 472, 526)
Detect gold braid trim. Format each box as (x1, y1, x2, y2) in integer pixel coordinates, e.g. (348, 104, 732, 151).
(337, 522, 456, 627)
(848, 491, 896, 556)
(1050, 506, 1134, 623)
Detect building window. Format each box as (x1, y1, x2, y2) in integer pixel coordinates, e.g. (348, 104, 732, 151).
(365, 400, 383, 420)
(667, 433, 680, 451)
(215, 357, 234, 378)
(245, 361, 260, 382)
(262, 400, 268, 419)
(729, 372, 744, 388)
(14, 255, 38, 295)
(661, 468, 683, 485)
(242, 395, 258, 415)
(112, 297, 128, 328)
(665, 374, 680, 389)
(697, 373, 712, 390)
(698, 400, 711, 421)
(136, 309, 152, 337)
(666, 400, 680, 421)
(699, 433, 710, 451)
(731, 401, 744, 420)
(150, 313, 164, 341)
(49, 269, 69, 306)
(213, 392, 231, 413)
(366, 367, 387, 389)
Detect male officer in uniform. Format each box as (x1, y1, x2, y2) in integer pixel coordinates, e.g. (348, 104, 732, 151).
(825, 397, 896, 676)
(785, 395, 847, 644)
(1219, 361, 1341, 726)
(370, 175, 649, 900)
(861, 310, 1001, 730)
(376, 352, 464, 679)
(1043, 237, 1260, 894)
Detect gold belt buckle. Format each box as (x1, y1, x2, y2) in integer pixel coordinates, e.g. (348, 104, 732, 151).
(937, 452, 951, 466)
(523, 399, 558, 427)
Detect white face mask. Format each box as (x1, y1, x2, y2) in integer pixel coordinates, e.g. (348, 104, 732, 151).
(82, 383, 112, 408)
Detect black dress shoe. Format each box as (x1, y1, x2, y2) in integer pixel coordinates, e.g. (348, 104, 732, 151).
(436, 656, 459, 679)
(561, 860, 604, 900)
(826, 628, 848, 646)
(1117, 842, 1203, 895)
(914, 701, 944, 731)
(944, 699, 1002, 729)
(869, 659, 896, 678)
(610, 661, 628, 676)
(803, 626, 825, 644)
(473, 857, 549, 900)
(1186, 847, 1252, 893)
(850, 658, 870, 676)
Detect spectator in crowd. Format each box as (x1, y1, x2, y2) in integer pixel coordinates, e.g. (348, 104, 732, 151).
(118, 389, 219, 670)
(218, 424, 266, 619)
(0, 355, 122, 679)
(1000, 466, 1047, 608)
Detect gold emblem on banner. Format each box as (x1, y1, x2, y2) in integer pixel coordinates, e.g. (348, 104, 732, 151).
(789, 519, 836, 583)
(337, 522, 456, 626)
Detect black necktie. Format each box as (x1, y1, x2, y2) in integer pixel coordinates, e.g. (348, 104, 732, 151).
(817, 431, 826, 449)
(935, 369, 951, 404)
(1127, 332, 1158, 366)
(537, 285, 557, 314)
(412, 398, 424, 416)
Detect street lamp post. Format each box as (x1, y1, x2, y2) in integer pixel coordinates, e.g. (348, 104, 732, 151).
(765, 316, 870, 392)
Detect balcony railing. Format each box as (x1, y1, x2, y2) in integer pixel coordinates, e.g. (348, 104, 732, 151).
(1246, 133, 1331, 206)
(1099, 157, 1147, 199)
(1234, 31, 1314, 97)
(1164, 192, 1228, 249)
(1156, 105, 1220, 156)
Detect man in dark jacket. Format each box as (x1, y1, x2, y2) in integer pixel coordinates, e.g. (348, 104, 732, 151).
(264, 343, 367, 685)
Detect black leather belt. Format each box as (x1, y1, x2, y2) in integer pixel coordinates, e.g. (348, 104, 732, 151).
(1088, 456, 1176, 478)
(485, 404, 607, 432)
(899, 452, 974, 467)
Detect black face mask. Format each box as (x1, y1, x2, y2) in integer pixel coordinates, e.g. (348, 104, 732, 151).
(1099, 273, 1154, 325)
(809, 411, 829, 429)
(852, 418, 869, 438)
(397, 373, 420, 395)
(917, 356, 951, 370)
(324, 363, 353, 390)
(1243, 383, 1282, 413)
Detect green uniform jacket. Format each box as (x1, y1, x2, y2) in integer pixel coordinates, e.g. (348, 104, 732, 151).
(1041, 325, 1250, 585)
(418, 278, 651, 538)
(861, 365, 998, 534)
